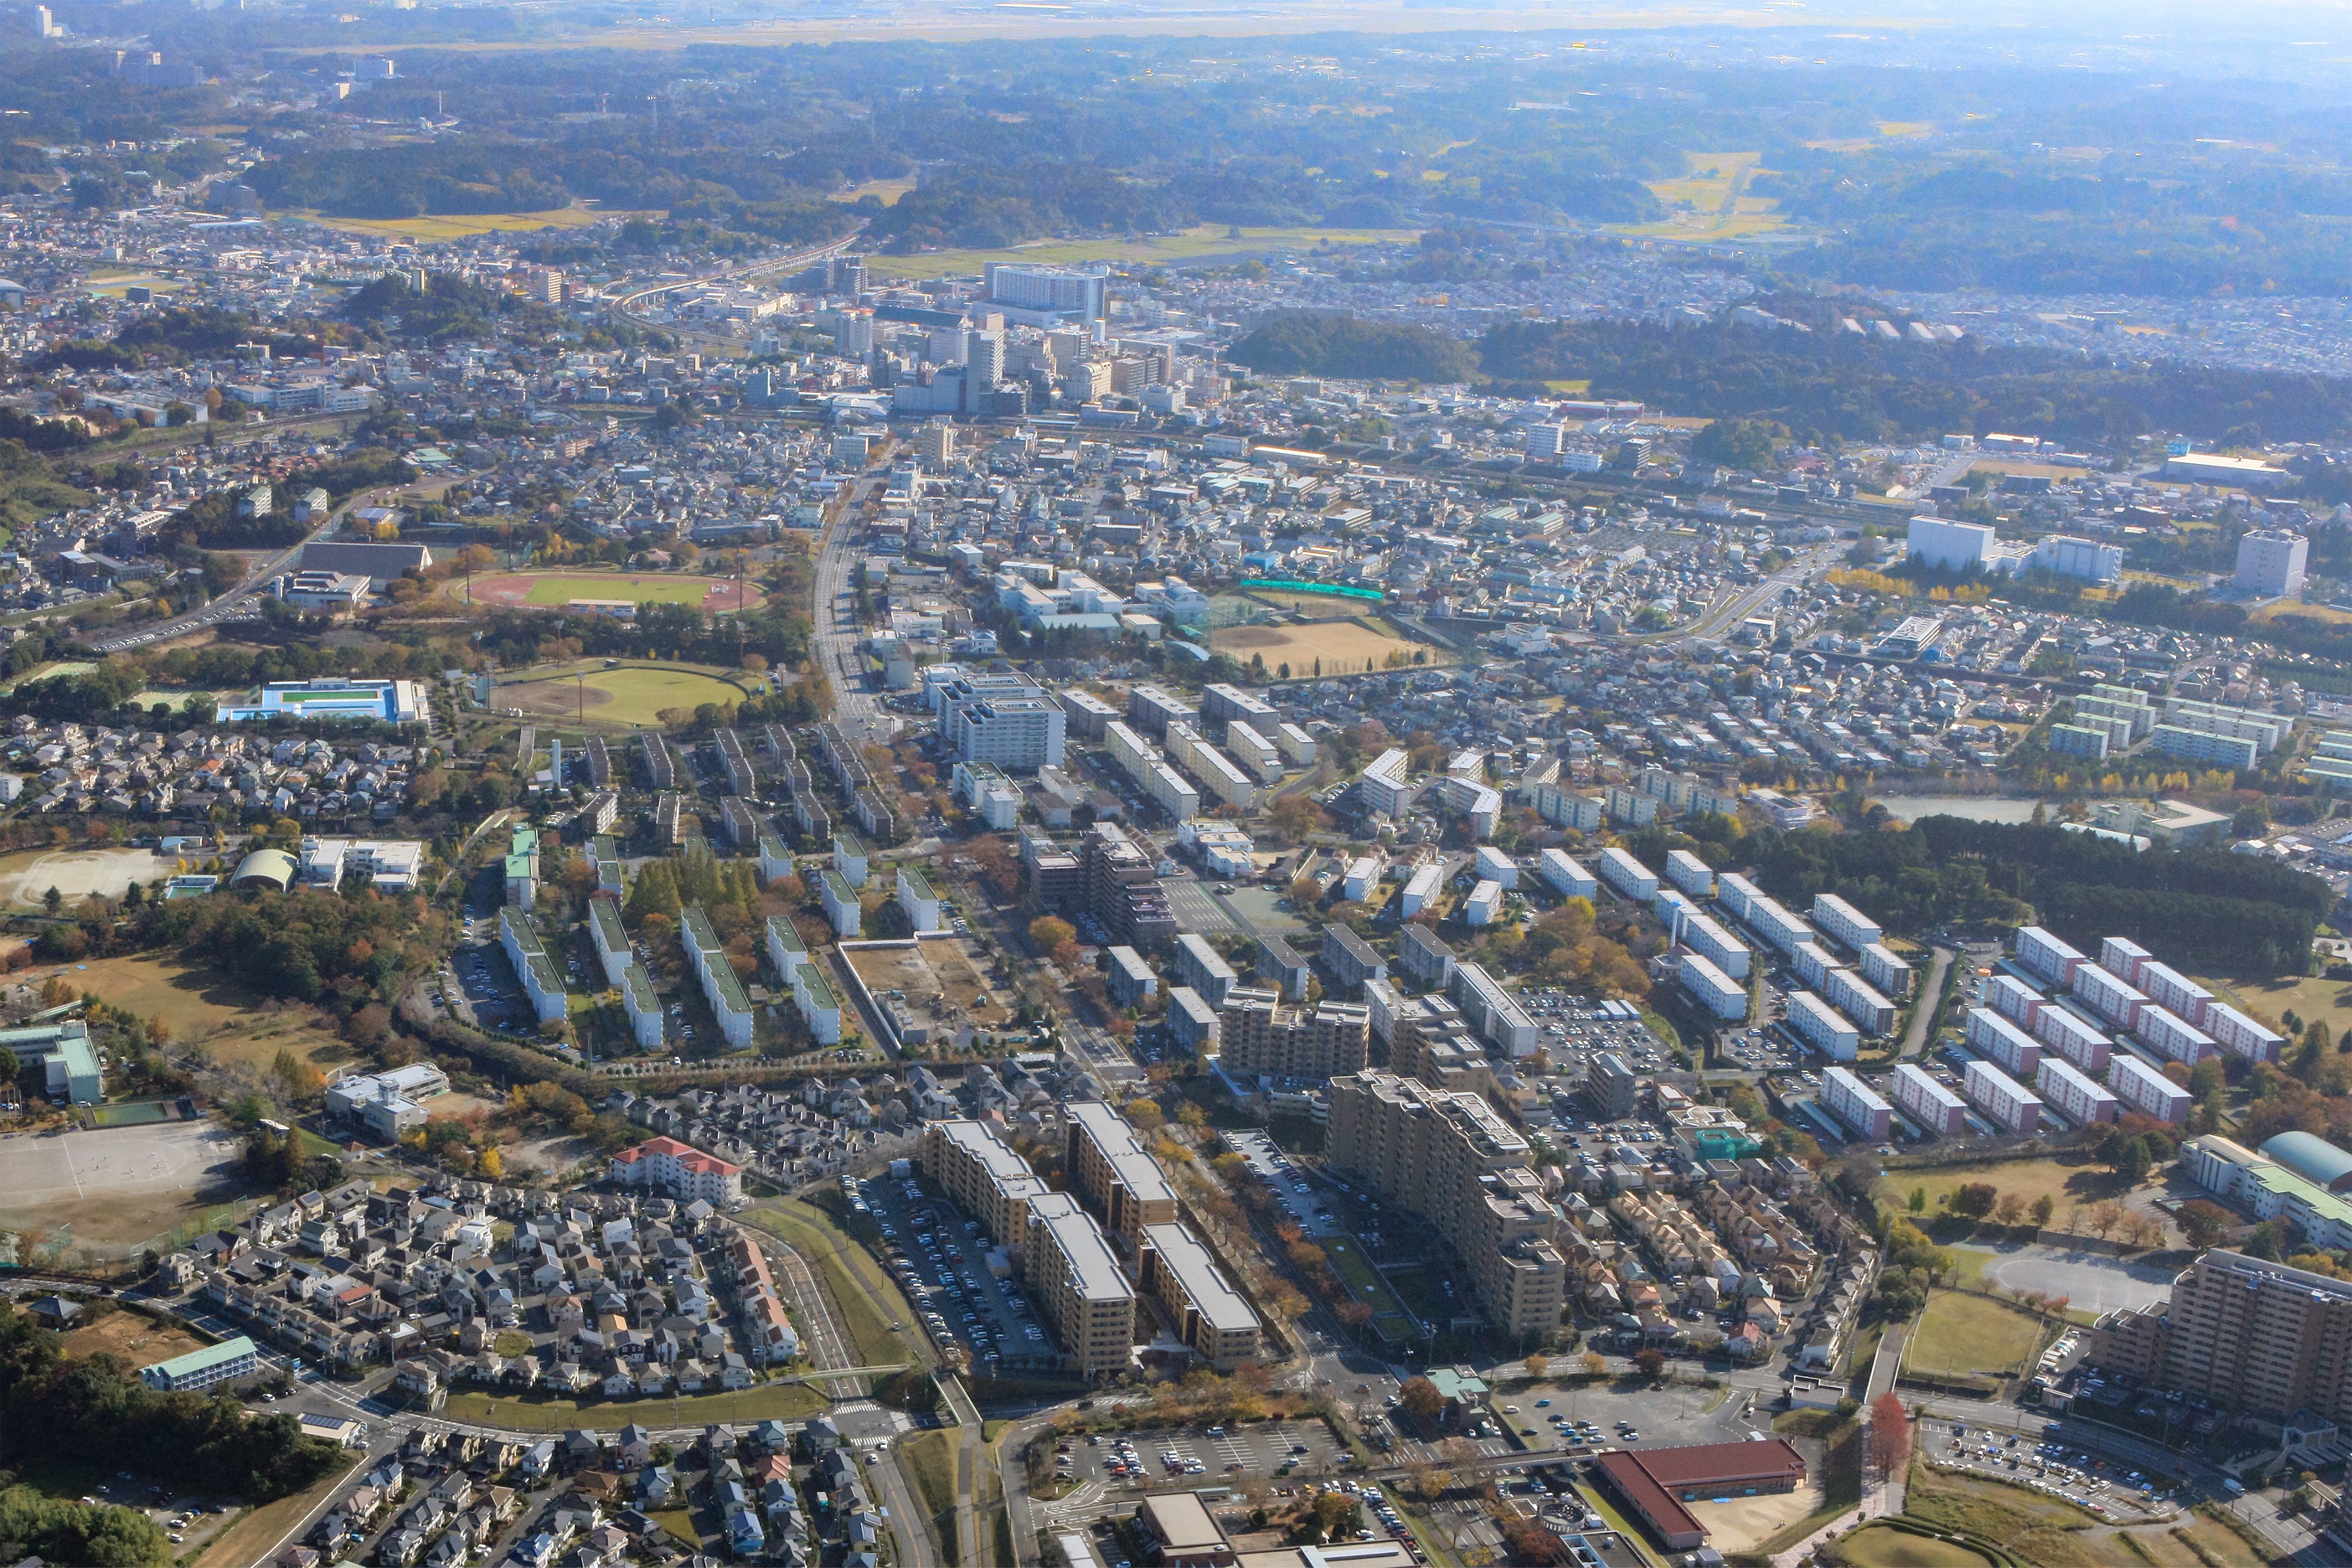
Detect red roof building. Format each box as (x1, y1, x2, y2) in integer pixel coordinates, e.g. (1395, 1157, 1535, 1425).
(1591, 1438, 1807, 1552)
(609, 1136, 745, 1204)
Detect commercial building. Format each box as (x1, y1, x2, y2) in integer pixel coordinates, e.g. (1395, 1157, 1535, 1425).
(1591, 1441, 1808, 1555)
(1136, 1223, 1262, 1368)
(2036, 1055, 2118, 1126)
(1787, 991, 1860, 1060)
(1022, 1193, 1136, 1377)
(1963, 1059, 2042, 1134)
(2236, 529, 2310, 599)
(1892, 1063, 1968, 1137)
(2108, 1055, 2190, 1125)
(1325, 1070, 1566, 1338)
(1216, 988, 1370, 1080)
(140, 1335, 261, 1394)
(1819, 1065, 1890, 1140)
(1065, 1100, 1179, 1240)
(1906, 514, 1999, 574)
(610, 1136, 745, 1204)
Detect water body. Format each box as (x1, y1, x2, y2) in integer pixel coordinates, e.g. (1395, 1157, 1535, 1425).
(1875, 795, 2050, 824)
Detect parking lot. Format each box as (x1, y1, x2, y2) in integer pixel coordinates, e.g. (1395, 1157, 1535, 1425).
(1923, 1416, 2180, 1524)
(851, 1172, 1063, 1375)
(1050, 1419, 1348, 1487)
(1478, 1378, 1768, 1459)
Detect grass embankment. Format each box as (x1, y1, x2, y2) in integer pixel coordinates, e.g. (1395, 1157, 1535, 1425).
(190, 1455, 362, 1568)
(743, 1195, 921, 1368)
(1901, 1464, 2119, 1568)
(1835, 1525, 1999, 1568)
(438, 1381, 825, 1431)
(899, 1430, 960, 1565)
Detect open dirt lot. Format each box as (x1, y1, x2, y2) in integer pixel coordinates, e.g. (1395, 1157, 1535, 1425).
(0, 847, 174, 910)
(58, 1307, 208, 1366)
(0, 1121, 249, 1246)
(1686, 1478, 1824, 1552)
(1966, 1242, 2180, 1316)
(845, 936, 1013, 1029)
(1210, 616, 1438, 675)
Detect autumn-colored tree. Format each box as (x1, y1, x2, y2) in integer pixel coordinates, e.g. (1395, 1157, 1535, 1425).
(1029, 916, 1075, 954)
(2089, 1199, 2126, 1239)
(2030, 1194, 2056, 1227)
(1397, 1375, 1445, 1424)
(1994, 1193, 2027, 1228)
(1631, 1348, 1667, 1382)
(1126, 1097, 1165, 1131)
(1867, 1391, 1911, 1482)
(1523, 1353, 1548, 1380)
(1949, 1183, 1999, 1220)
(2178, 1199, 2236, 1249)
(1581, 1352, 1607, 1380)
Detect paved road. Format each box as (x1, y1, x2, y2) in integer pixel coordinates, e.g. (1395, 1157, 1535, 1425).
(812, 477, 889, 747)
(86, 485, 398, 653)
(1898, 946, 1956, 1060)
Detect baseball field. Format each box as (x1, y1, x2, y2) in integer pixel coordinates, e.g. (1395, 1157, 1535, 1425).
(493, 659, 756, 726)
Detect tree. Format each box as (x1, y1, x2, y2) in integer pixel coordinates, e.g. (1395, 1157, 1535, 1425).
(1028, 916, 1075, 952)
(1126, 1098, 1164, 1132)
(2179, 1199, 2236, 1249)
(1949, 1183, 1999, 1220)
(1994, 1193, 2027, 1228)
(40, 886, 59, 916)
(2030, 1194, 2056, 1227)
(1523, 1353, 1547, 1380)
(1631, 1348, 1667, 1382)
(1580, 1352, 1607, 1380)
(1396, 1375, 1444, 1425)
(1867, 1391, 1911, 1483)
(2089, 1199, 2126, 1239)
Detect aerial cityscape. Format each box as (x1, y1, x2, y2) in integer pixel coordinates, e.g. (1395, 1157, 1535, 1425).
(8, 4, 2352, 1568)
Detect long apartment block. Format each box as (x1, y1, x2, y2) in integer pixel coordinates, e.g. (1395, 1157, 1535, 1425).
(1137, 1222, 1262, 1369)
(918, 1119, 1050, 1246)
(1065, 1100, 1179, 1240)
(1325, 1070, 1565, 1338)
(1023, 1192, 1137, 1377)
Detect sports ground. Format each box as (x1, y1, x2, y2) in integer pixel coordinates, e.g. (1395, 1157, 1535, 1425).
(467, 572, 766, 615)
(493, 660, 757, 726)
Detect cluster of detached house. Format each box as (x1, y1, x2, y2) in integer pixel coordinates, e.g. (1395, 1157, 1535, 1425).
(0, 717, 414, 819)
(166, 1174, 795, 1397)
(289, 1415, 875, 1568)
(1540, 1152, 1865, 1369)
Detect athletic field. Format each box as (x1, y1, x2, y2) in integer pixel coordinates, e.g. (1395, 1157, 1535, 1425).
(467, 572, 764, 615)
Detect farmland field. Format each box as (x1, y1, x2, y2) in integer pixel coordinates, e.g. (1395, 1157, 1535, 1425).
(493, 660, 756, 727)
(286, 205, 611, 240)
(864, 223, 1421, 281)
(1210, 616, 1440, 676)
